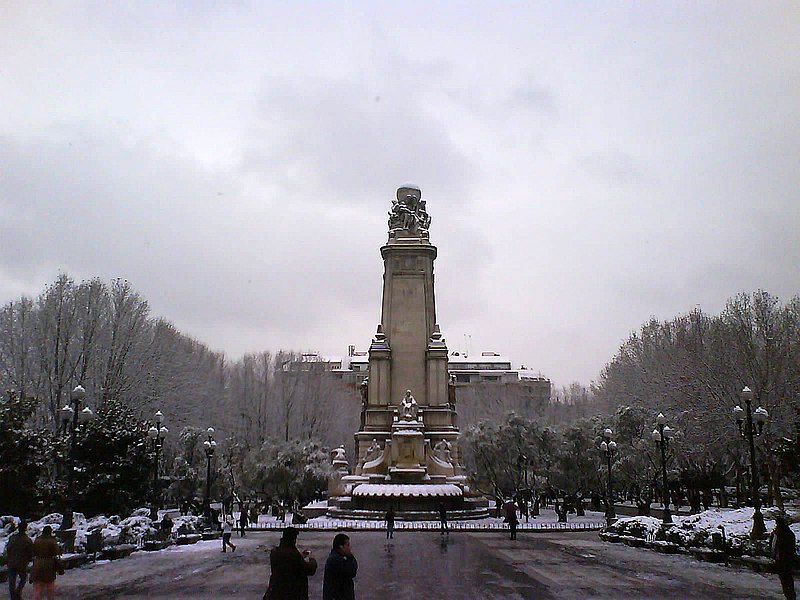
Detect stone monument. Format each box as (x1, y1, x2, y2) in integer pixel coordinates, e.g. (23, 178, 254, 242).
(327, 186, 488, 519)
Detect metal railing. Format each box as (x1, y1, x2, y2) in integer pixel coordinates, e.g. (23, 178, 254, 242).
(250, 520, 605, 532)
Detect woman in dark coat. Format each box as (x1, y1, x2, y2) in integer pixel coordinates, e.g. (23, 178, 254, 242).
(265, 527, 317, 600)
(30, 525, 61, 600)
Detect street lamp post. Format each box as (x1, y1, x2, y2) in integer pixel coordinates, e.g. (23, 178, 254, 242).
(651, 413, 675, 525)
(733, 386, 769, 539)
(600, 428, 617, 528)
(203, 427, 217, 526)
(59, 385, 95, 531)
(147, 410, 168, 521)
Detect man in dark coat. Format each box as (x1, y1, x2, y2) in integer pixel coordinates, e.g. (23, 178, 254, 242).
(323, 533, 358, 600)
(5, 520, 34, 600)
(771, 514, 797, 600)
(265, 527, 317, 600)
(239, 504, 249, 537)
(505, 500, 519, 540)
(385, 508, 395, 539)
(438, 502, 449, 535)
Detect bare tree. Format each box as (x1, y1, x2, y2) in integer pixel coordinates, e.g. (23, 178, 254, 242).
(35, 274, 81, 424)
(0, 297, 37, 400)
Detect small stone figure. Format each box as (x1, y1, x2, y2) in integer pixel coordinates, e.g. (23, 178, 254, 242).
(359, 378, 369, 431)
(399, 390, 419, 421)
(332, 446, 347, 462)
(365, 439, 382, 462)
(433, 439, 453, 464)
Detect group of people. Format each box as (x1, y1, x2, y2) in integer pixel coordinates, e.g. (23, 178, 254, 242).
(265, 527, 357, 600)
(5, 522, 61, 600)
(3, 511, 795, 600)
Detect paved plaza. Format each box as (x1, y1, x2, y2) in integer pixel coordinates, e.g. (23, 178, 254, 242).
(52, 529, 788, 599)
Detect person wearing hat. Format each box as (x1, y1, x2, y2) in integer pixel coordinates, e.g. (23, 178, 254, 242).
(771, 513, 797, 600)
(264, 527, 317, 600)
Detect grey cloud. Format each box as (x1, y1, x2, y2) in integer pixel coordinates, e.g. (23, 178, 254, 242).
(0, 128, 382, 346)
(0, 123, 491, 363)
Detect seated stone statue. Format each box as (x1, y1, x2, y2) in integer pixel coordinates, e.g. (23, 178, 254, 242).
(365, 438, 382, 462)
(399, 389, 419, 421)
(433, 438, 453, 464)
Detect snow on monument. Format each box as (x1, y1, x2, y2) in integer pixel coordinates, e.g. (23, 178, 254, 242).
(327, 186, 488, 519)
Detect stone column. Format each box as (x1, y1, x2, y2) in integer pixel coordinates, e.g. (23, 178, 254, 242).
(379, 241, 438, 407)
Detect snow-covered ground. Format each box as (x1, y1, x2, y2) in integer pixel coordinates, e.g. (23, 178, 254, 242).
(610, 506, 800, 555)
(0, 509, 204, 555)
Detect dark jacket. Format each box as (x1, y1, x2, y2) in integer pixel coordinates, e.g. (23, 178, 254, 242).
(505, 504, 519, 525)
(771, 522, 797, 570)
(30, 534, 60, 584)
(323, 549, 358, 600)
(267, 544, 317, 600)
(5, 531, 34, 571)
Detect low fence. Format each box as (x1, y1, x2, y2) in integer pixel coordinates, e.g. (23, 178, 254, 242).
(251, 520, 605, 532)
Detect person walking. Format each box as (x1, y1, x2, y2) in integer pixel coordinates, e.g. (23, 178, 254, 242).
(239, 505, 249, 538)
(265, 527, 317, 600)
(30, 526, 60, 600)
(323, 533, 358, 600)
(5, 520, 34, 600)
(221, 518, 237, 553)
(385, 508, 395, 540)
(438, 502, 449, 535)
(505, 499, 519, 540)
(771, 513, 797, 600)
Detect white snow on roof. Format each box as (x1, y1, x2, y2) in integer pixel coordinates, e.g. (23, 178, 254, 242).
(352, 484, 462, 497)
(447, 353, 511, 365)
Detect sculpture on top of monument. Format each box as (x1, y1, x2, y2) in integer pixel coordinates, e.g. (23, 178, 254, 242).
(399, 389, 420, 422)
(388, 185, 431, 238)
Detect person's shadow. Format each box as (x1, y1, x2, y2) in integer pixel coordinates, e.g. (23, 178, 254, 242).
(439, 536, 449, 554)
(384, 541, 395, 569)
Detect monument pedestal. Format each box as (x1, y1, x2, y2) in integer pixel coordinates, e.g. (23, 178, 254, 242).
(388, 419, 427, 481)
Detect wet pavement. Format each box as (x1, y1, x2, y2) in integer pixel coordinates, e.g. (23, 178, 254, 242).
(53, 530, 787, 599)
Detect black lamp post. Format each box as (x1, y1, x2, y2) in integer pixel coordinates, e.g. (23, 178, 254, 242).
(600, 428, 617, 527)
(733, 386, 769, 539)
(203, 427, 217, 524)
(59, 385, 95, 531)
(651, 413, 675, 525)
(147, 410, 168, 521)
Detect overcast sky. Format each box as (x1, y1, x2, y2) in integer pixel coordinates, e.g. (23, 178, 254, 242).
(2, 2, 799, 387)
